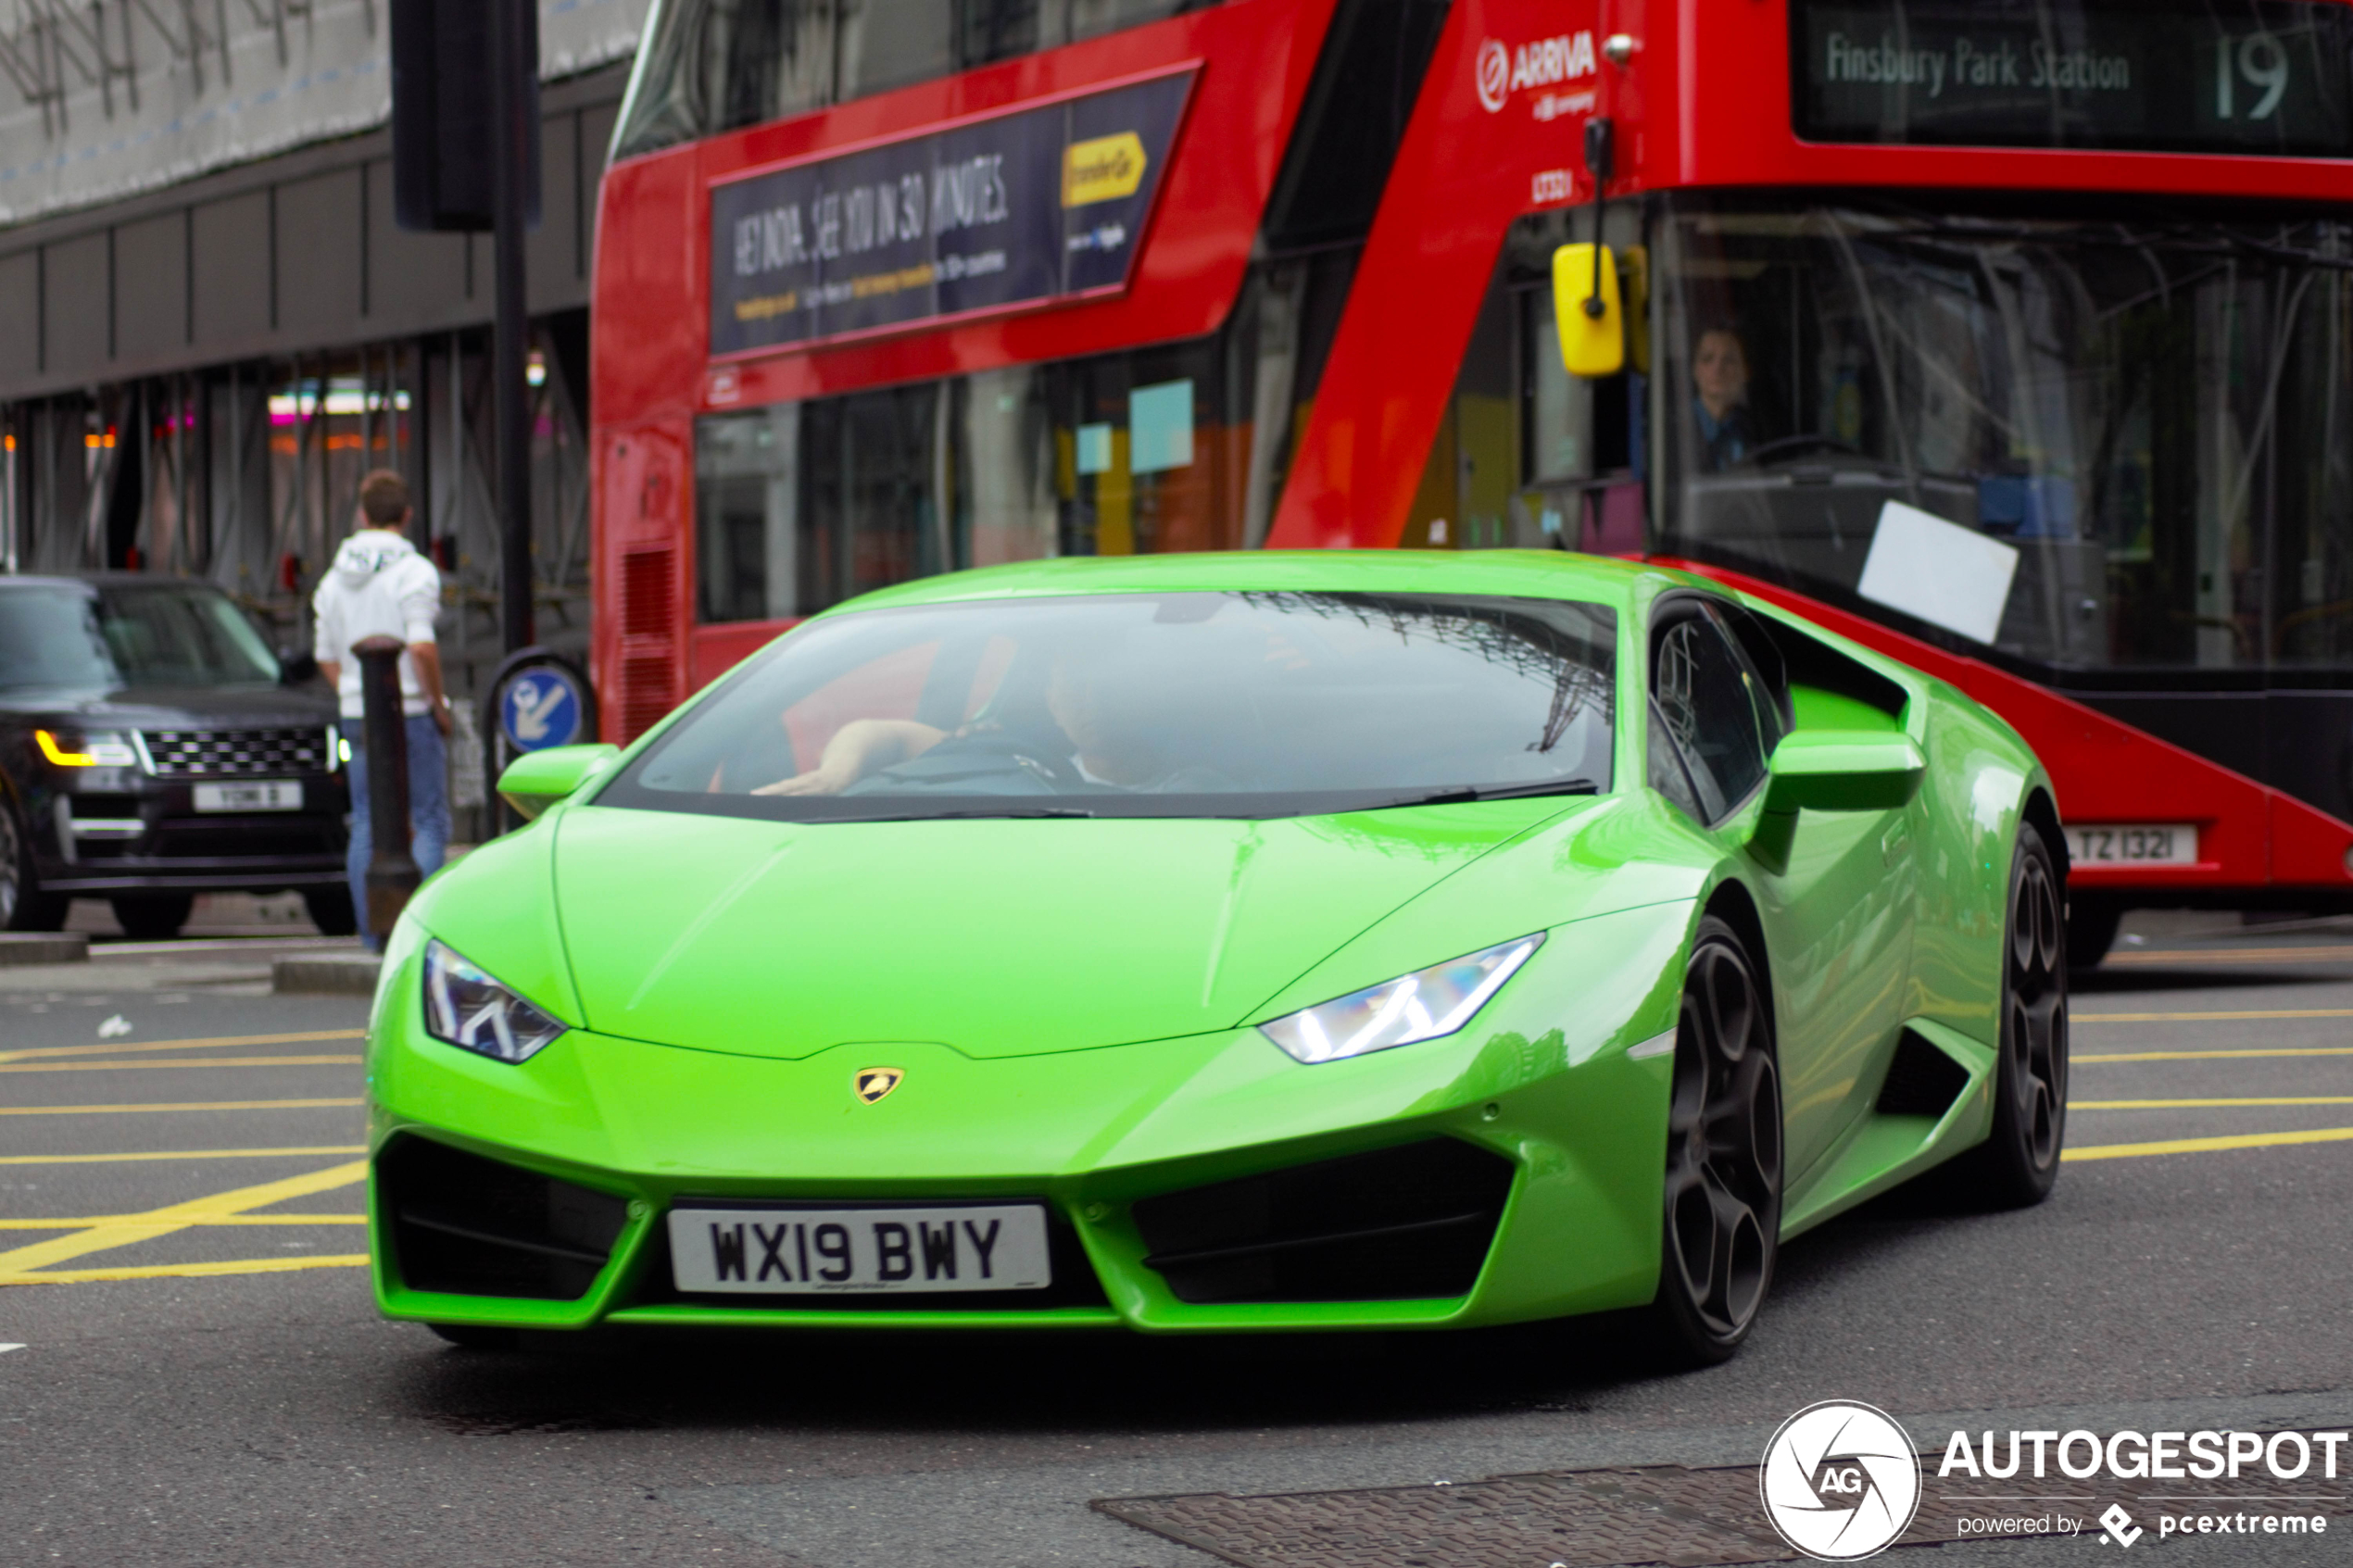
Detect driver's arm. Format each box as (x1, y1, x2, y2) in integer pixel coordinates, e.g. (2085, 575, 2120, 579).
(753, 718, 947, 796)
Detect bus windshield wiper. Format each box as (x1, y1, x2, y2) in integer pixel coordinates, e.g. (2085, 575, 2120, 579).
(1379, 779, 1600, 809)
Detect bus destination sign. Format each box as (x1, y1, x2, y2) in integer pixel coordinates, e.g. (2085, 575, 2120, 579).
(710, 70, 1194, 358)
(1794, 0, 2353, 156)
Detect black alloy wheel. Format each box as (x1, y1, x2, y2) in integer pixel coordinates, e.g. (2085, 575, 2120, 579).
(1956, 824, 2069, 1206)
(1649, 913, 1782, 1365)
(110, 894, 194, 942)
(0, 806, 67, 932)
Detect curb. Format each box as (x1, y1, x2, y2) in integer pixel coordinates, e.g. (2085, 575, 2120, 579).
(273, 953, 384, 996)
(0, 933, 90, 967)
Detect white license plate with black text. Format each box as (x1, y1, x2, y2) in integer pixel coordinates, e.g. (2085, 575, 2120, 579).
(2065, 823, 2197, 866)
(667, 1203, 1051, 1295)
(192, 781, 303, 812)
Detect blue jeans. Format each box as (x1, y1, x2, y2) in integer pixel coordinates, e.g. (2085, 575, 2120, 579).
(347, 715, 451, 943)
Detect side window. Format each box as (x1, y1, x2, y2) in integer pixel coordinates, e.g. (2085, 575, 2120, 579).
(1647, 697, 1705, 819)
(1651, 608, 1770, 823)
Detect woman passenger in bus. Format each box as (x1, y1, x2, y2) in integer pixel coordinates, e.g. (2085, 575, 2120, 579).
(1692, 325, 1755, 471)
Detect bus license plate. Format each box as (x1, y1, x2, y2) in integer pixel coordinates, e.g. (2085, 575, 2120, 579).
(192, 781, 303, 812)
(2065, 823, 2196, 866)
(668, 1203, 1051, 1295)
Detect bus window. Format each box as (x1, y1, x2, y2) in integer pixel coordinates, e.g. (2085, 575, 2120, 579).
(694, 265, 1336, 622)
(1653, 195, 2353, 676)
(615, 0, 1229, 159)
(1405, 206, 1646, 553)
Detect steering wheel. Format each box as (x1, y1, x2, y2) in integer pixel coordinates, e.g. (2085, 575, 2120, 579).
(1739, 433, 1867, 467)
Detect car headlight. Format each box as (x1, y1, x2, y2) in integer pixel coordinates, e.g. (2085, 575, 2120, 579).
(1259, 933, 1546, 1065)
(422, 939, 567, 1063)
(36, 729, 138, 767)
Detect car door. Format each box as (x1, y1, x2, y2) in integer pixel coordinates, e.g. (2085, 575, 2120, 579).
(1647, 597, 1914, 1185)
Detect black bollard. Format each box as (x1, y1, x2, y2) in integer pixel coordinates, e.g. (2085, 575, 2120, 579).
(352, 633, 422, 936)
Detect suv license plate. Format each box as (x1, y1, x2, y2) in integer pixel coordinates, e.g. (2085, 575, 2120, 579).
(668, 1203, 1051, 1295)
(192, 781, 303, 812)
(2065, 823, 2196, 865)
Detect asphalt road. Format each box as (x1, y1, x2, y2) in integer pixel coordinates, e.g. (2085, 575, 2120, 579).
(2, 916, 2349, 1567)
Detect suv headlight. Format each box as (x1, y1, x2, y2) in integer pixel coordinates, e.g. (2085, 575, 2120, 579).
(422, 939, 567, 1063)
(1259, 933, 1546, 1065)
(36, 729, 138, 767)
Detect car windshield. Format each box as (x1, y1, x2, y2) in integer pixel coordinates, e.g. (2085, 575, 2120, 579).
(0, 583, 280, 691)
(599, 590, 1617, 822)
(1655, 194, 2353, 674)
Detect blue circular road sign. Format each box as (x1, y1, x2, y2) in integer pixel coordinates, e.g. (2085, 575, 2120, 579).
(498, 664, 585, 753)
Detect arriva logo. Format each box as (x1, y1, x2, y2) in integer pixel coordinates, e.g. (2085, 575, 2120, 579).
(1760, 1401, 1924, 1561)
(1477, 31, 1598, 113)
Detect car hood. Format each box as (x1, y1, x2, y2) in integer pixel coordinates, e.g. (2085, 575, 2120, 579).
(543, 798, 1588, 1060)
(0, 684, 334, 727)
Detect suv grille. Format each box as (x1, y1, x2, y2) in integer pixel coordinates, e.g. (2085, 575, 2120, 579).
(142, 727, 328, 777)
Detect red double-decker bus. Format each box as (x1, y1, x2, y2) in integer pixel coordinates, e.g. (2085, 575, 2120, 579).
(591, 0, 2353, 960)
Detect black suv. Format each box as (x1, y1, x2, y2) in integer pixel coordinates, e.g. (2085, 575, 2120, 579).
(0, 575, 352, 939)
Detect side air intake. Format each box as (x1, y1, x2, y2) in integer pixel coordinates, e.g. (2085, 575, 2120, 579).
(1875, 1028, 1972, 1120)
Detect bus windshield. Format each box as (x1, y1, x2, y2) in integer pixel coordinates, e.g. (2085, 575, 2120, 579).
(1655, 196, 2353, 676)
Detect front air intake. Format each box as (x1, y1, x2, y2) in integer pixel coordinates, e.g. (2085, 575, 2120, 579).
(379, 1136, 627, 1300)
(1132, 1138, 1516, 1305)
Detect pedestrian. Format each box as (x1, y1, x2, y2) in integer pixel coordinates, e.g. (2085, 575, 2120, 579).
(312, 470, 452, 947)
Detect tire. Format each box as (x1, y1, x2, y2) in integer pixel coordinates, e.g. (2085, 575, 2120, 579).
(2066, 898, 2120, 973)
(303, 886, 359, 937)
(1645, 913, 1782, 1366)
(0, 806, 69, 932)
(110, 894, 194, 941)
(1952, 823, 2069, 1207)
(425, 1322, 519, 1351)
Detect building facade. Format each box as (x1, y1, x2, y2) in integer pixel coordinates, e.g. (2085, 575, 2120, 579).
(0, 0, 650, 726)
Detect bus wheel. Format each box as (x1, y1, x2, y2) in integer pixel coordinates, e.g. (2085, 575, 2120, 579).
(2066, 898, 2120, 972)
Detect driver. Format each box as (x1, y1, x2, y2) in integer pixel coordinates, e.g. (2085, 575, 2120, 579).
(754, 642, 1211, 797)
(1692, 325, 1755, 471)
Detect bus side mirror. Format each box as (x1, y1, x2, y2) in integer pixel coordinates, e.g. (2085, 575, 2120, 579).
(1553, 244, 1625, 378)
(1621, 244, 1651, 376)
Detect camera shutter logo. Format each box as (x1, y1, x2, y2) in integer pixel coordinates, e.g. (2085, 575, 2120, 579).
(1476, 40, 1511, 112)
(1759, 1400, 1923, 1561)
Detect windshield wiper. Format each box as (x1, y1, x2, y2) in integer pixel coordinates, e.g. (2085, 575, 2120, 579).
(837, 806, 1100, 822)
(1380, 779, 1600, 809)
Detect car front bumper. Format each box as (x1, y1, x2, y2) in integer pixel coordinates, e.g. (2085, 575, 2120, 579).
(365, 904, 1689, 1335)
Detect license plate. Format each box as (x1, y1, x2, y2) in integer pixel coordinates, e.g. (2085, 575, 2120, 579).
(667, 1203, 1051, 1295)
(2065, 823, 2197, 866)
(192, 781, 303, 812)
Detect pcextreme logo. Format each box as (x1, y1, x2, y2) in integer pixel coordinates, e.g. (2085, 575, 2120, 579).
(1475, 31, 1598, 113)
(1760, 1401, 1925, 1561)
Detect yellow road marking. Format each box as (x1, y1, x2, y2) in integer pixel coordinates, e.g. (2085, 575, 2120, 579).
(6, 1255, 371, 1286)
(0, 1029, 363, 1066)
(2077, 1010, 2353, 1022)
(2077, 1047, 2353, 1063)
(0, 1160, 366, 1284)
(0, 1098, 362, 1117)
(0, 1146, 363, 1167)
(0, 1213, 363, 1229)
(2072, 1097, 2353, 1110)
(2064, 1126, 2353, 1162)
(0, 1055, 361, 1073)
(2105, 947, 2353, 965)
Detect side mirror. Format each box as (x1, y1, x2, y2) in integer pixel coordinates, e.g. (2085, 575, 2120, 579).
(1763, 732, 1925, 813)
(1552, 243, 1625, 378)
(497, 744, 621, 822)
(1621, 244, 1651, 376)
(278, 648, 320, 686)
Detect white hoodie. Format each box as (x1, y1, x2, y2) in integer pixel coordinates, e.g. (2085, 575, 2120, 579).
(311, 529, 442, 720)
